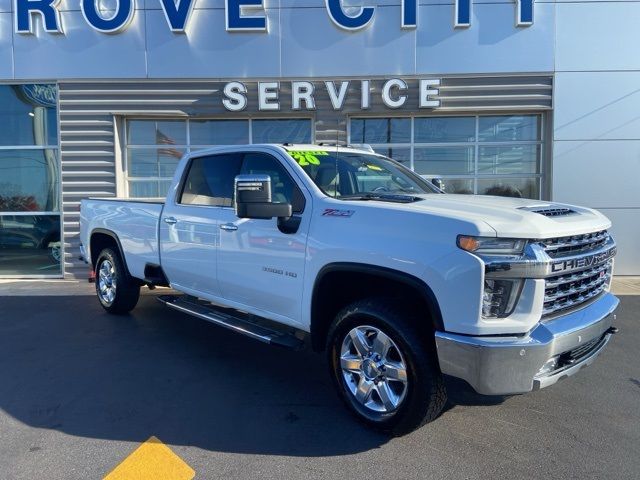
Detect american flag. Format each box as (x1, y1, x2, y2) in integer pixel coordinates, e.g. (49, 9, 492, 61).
(156, 129, 183, 159)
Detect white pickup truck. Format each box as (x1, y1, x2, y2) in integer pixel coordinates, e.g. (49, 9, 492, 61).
(80, 144, 619, 435)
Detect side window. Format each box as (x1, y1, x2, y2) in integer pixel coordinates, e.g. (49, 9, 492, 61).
(179, 153, 243, 207)
(240, 152, 306, 213)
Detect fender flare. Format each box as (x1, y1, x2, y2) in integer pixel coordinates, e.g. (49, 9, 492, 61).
(90, 228, 132, 278)
(311, 262, 445, 348)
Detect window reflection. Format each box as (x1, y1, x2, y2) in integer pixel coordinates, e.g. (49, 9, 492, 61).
(0, 84, 60, 276)
(351, 118, 410, 144)
(478, 178, 540, 199)
(350, 114, 543, 199)
(190, 120, 249, 145)
(0, 150, 60, 212)
(0, 215, 61, 275)
(252, 119, 312, 143)
(127, 120, 187, 146)
(0, 85, 58, 147)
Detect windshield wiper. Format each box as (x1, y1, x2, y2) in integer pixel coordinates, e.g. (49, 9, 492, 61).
(340, 193, 423, 203)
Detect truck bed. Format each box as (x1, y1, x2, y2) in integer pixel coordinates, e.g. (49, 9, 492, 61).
(80, 198, 164, 280)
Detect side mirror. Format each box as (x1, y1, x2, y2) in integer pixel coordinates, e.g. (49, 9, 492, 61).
(234, 174, 292, 220)
(431, 177, 445, 191)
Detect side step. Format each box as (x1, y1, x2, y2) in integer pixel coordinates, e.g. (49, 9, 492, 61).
(157, 295, 305, 350)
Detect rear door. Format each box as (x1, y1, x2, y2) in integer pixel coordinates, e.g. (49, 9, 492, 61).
(159, 152, 243, 298)
(216, 151, 311, 327)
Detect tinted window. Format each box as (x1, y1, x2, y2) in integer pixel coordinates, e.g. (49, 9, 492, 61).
(179, 153, 242, 207)
(240, 152, 305, 213)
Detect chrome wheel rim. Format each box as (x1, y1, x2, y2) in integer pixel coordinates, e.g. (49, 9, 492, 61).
(340, 325, 408, 414)
(50, 243, 61, 262)
(97, 259, 117, 305)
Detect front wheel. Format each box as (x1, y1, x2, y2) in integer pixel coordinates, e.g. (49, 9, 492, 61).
(327, 298, 447, 435)
(95, 248, 140, 314)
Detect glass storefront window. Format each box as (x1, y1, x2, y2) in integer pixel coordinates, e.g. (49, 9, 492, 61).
(127, 120, 187, 146)
(0, 215, 61, 275)
(0, 149, 60, 212)
(351, 118, 411, 144)
(372, 147, 411, 165)
(252, 119, 312, 144)
(414, 147, 475, 176)
(350, 114, 544, 199)
(190, 120, 249, 146)
(477, 177, 540, 199)
(0, 84, 60, 277)
(478, 115, 540, 142)
(0, 85, 58, 147)
(478, 145, 539, 175)
(414, 117, 475, 143)
(128, 180, 174, 198)
(125, 118, 312, 198)
(127, 148, 185, 178)
(439, 179, 475, 195)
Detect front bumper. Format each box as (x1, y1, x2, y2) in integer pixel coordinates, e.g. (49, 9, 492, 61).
(435, 292, 619, 395)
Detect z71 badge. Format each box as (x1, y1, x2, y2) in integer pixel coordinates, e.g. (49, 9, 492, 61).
(322, 208, 355, 217)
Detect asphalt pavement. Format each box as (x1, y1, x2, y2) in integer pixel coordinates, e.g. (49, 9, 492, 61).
(0, 290, 638, 479)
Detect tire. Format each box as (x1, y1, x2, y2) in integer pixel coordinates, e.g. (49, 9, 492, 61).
(95, 248, 140, 314)
(327, 297, 447, 436)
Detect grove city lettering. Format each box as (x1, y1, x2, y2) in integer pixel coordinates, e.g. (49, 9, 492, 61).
(14, 0, 535, 34)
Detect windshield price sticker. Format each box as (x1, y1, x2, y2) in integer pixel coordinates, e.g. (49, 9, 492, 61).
(365, 164, 383, 171)
(290, 150, 329, 166)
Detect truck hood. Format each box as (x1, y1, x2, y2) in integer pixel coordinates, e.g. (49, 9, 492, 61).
(401, 194, 611, 239)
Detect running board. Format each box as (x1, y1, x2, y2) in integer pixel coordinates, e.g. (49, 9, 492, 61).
(157, 295, 304, 350)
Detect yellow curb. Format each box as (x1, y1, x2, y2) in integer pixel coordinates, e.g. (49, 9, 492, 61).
(103, 436, 195, 480)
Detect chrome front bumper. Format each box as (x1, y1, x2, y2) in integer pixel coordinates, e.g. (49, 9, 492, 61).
(435, 292, 619, 395)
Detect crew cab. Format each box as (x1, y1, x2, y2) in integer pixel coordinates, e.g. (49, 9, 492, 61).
(80, 144, 619, 435)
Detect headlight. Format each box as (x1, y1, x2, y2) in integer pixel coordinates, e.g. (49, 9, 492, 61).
(457, 236, 526, 255)
(482, 279, 523, 318)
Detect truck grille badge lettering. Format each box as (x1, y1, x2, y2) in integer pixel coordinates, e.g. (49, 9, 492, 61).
(551, 247, 617, 273)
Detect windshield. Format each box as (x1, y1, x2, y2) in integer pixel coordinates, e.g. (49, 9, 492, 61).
(286, 149, 440, 198)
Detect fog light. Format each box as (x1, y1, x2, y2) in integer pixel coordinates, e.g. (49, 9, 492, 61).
(482, 279, 522, 318)
(536, 356, 559, 377)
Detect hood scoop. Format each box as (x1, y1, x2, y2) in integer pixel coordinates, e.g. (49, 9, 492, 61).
(518, 205, 578, 217)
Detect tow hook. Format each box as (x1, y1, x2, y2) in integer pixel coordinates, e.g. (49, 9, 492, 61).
(606, 326, 619, 335)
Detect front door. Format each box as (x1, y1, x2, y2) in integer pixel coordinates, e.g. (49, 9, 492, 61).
(216, 151, 311, 327)
(159, 152, 243, 298)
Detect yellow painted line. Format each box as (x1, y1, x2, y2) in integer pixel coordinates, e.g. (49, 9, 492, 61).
(103, 436, 195, 480)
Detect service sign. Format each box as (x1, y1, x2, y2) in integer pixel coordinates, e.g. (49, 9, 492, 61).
(220, 79, 441, 112)
(13, 0, 535, 35)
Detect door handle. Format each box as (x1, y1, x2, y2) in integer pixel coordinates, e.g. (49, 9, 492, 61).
(219, 223, 238, 232)
(163, 216, 177, 225)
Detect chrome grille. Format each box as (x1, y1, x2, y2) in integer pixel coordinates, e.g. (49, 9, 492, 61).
(543, 260, 613, 318)
(541, 230, 609, 258)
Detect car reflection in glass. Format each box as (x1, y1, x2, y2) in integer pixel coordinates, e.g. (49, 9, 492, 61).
(0, 215, 61, 275)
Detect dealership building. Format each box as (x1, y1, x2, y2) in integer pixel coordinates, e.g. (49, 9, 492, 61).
(0, 0, 638, 278)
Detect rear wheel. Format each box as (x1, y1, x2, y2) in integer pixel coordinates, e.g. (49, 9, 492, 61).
(95, 248, 140, 314)
(327, 298, 447, 435)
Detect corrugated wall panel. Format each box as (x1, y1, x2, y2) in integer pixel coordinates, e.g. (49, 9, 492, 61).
(58, 76, 552, 278)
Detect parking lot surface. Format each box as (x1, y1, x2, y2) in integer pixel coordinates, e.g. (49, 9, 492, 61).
(0, 289, 638, 479)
